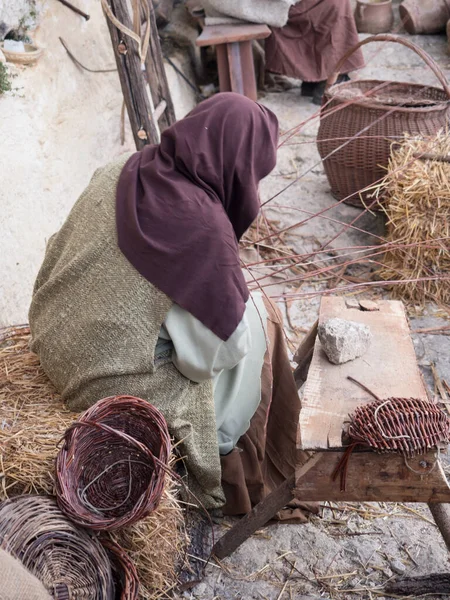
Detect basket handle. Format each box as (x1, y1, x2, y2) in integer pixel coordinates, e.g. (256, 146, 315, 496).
(325, 34, 450, 99)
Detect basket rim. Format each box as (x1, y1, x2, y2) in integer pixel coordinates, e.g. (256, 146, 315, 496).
(324, 79, 450, 114)
(0, 43, 43, 64)
(0, 42, 42, 55)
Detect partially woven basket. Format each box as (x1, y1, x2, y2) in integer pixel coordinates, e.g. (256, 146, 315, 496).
(56, 395, 171, 530)
(317, 34, 450, 207)
(347, 396, 450, 456)
(333, 378, 450, 490)
(0, 495, 116, 599)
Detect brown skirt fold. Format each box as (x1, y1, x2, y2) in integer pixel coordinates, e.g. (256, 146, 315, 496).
(265, 0, 365, 82)
(220, 299, 318, 521)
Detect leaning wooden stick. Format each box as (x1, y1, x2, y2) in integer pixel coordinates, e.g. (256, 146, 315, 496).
(57, 0, 90, 20)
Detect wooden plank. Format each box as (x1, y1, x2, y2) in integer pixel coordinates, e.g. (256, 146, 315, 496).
(104, 0, 159, 148)
(295, 450, 450, 502)
(299, 297, 428, 450)
(196, 24, 271, 47)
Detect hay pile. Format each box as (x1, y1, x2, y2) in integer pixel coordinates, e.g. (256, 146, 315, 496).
(377, 132, 450, 305)
(0, 326, 187, 599)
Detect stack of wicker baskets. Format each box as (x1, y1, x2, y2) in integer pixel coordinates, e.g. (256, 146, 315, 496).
(0, 325, 175, 600)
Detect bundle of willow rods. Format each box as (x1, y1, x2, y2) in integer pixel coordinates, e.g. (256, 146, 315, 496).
(376, 131, 450, 305)
(0, 495, 118, 599)
(56, 395, 171, 531)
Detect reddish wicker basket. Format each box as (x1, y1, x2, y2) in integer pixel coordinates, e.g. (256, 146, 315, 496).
(333, 378, 450, 490)
(0, 495, 116, 599)
(56, 395, 171, 531)
(103, 538, 139, 599)
(317, 34, 450, 207)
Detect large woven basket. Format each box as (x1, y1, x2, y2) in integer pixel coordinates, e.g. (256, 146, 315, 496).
(316, 34, 450, 208)
(0, 495, 116, 599)
(56, 395, 171, 531)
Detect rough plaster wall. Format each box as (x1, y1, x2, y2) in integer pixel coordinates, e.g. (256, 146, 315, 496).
(0, 0, 36, 35)
(0, 0, 196, 327)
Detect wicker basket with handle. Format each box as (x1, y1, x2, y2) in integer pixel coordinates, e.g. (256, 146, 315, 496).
(316, 34, 450, 208)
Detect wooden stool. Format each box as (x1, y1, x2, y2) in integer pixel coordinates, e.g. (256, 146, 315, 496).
(213, 297, 450, 558)
(196, 24, 271, 101)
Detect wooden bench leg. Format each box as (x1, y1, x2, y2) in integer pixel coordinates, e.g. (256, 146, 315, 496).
(212, 453, 322, 559)
(216, 44, 231, 93)
(429, 503, 450, 552)
(215, 41, 258, 101)
(227, 41, 245, 96)
(212, 473, 296, 560)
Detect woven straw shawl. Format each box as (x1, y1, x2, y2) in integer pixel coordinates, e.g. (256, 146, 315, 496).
(29, 155, 224, 509)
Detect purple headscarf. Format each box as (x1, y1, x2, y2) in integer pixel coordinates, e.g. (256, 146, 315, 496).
(116, 92, 279, 340)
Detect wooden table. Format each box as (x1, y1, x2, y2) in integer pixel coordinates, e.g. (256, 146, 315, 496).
(196, 24, 271, 101)
(213, 297, 450, 558)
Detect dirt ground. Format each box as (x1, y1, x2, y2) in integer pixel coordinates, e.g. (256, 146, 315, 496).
(176, 30, 450, 600)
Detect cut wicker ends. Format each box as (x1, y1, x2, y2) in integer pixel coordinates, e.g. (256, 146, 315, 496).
(56, 395, 171, 530)
(0, 495, 117, 599)
(333, 377, 450, 491)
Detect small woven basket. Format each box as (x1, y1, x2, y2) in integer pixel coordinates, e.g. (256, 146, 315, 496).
(317, 34, 450, 207)
(0, 42, 43, 65)
(334, 380, 450, 491)
(56, 395, 171, 530)
(347, 396, 450, 456)
(0, 495, 116, 599)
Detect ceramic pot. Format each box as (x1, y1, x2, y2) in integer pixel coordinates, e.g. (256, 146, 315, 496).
(354, 0, 394, 34)
(400, 0, 450, 35)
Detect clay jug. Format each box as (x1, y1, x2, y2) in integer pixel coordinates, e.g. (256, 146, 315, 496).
(354, 0, 394, 34)
(400, 0, 450, 34)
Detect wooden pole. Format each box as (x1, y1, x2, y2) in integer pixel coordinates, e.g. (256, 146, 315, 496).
(385, 573, 450, 595)
(104, 0, 159, 149)
(429, 503, 450, 552)
(141, 0, 176, 130)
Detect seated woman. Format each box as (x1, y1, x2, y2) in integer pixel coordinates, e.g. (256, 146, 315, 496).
(265, 0, 364, 104)
(29, 93, 315, 519)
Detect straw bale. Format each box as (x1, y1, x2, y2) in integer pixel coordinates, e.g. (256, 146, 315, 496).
(0, 326, 187, 599)
(376, 132, 450, 305)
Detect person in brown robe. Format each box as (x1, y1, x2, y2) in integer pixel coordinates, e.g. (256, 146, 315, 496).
(265, 0, 365, 104)
(221, 298, 318, 521)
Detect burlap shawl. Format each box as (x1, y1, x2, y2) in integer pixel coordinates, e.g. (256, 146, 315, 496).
(0, 549, 52, 600)
(29, 155, 225, 509)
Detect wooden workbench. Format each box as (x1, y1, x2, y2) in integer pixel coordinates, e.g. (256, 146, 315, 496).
(213, 296, 450, 558)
